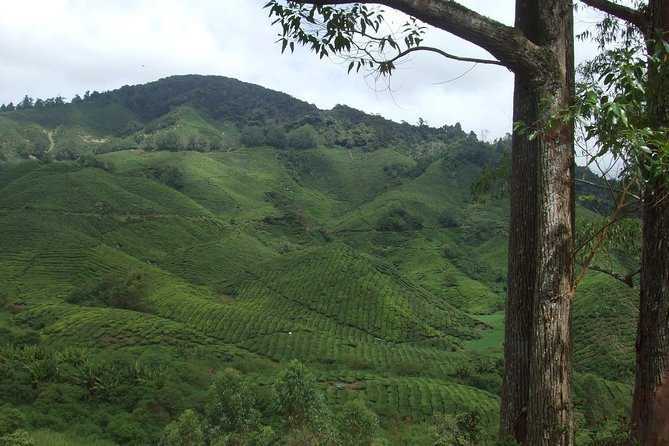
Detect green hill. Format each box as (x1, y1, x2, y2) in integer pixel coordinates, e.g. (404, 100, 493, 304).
(0, 75, 638, 445)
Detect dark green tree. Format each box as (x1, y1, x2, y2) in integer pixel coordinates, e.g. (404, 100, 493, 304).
(264, 124, 287, 149)
(17, 95, 33, 109)
(272, 360, 328, 430)
(159, 409, 206, 446)
(286, 124, 319, 149)
(205, 368, 260, 436)
(334, 400, 380, 446)
(156, 131, 187, 152)
(66, 271, 147, 311)
(574, 1, 669, 443)
(240, 126, 267, 147)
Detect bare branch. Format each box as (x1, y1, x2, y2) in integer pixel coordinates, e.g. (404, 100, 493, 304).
(586, 264, 640, 287)
(575, 177, 641, 201)
(380, 45, 503, 66)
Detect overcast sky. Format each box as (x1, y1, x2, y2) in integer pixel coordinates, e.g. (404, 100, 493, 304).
(0, 1, 604, 141)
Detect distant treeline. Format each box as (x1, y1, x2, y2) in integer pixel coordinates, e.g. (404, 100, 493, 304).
(0, 90, 105, 112)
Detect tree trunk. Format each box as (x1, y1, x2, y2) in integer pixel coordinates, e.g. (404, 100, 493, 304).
(634, 184, 669, 445)
(526, 3, 575, 444)
(499, 77, 538, 443)
(501, 1, 575, 445)
(633, 1, 669, 443)
(527, 103, 575, 446)
(499, 0, 540, 441)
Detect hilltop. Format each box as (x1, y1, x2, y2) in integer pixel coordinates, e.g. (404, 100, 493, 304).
(0, 75, 638, 445)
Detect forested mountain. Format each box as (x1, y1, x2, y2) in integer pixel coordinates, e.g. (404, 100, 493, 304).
(0, 75, 638, 445)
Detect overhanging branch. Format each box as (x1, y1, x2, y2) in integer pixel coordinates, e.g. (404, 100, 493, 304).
(381, 45, 503, 66)
(300, 0, 546, 76)
(579, 0, 649, 34)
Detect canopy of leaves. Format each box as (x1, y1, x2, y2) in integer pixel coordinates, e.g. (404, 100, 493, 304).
(159, 409, 206, 446)
(265, 1, 426, 76)
(576, 39, 669, 190)
(272, 360, 328, 429)
(205, 368, 260, 435)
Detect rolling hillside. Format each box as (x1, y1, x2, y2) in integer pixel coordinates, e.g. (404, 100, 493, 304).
(0, 75, 638, 445)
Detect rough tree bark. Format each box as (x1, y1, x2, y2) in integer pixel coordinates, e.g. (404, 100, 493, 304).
(501, 0, 575, 442)
(635, 182, 669, 445)
(499, 0, 540, 440)
(527, 2, 575, 445)
(633, 0, 669, 443)
(273, 1, 575, 444)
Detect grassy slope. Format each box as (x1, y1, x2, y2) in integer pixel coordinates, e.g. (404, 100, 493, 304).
(0, 143, 637, 444)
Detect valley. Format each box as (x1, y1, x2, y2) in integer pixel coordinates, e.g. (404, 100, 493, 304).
(0, 75, 638, 445)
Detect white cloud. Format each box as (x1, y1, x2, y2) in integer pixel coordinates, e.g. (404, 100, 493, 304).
(0, 0, 596, 140)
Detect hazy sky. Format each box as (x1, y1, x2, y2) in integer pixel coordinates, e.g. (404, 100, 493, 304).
(0, 1, 604, 140)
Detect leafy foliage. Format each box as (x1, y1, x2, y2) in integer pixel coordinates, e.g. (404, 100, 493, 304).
(272, 360, 329, 429)
(334, 400, 380, 446)
(205, 369, 260, 435)
(159, 409, 206, 446)
(576, 41, 669, 188)
(287, 124, 320, 149)
(432, 410, 489, 446)
(376, 207, 424, 231)
(66, 271, 148, 311)
(266, 1, 422, 75)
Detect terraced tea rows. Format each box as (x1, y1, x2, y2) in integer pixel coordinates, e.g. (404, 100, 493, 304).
(573, 272, 637, 382)
(0, 142, 638, 443)
(228, 244, 476, 343)
(363, 377, 499, 423)
(42, 306, 217, 348)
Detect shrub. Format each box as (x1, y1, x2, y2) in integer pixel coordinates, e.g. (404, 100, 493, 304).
(265, 124, 287, 149)
(75, 154, 115, 172)
(437, 212, 459, 228)
(432, 410, 489, 446)
(0, 404, 25, 436)
(107, 412, 149, 445)
(286, 125, 319, 149)
(394, 360, 423, 377)
(240, 126, 266, 147)
(334, 400, 379, 446)
(205, 369, 259, 435)
(0, 429, 33, 446)
(158, 166, 185, 190)
(159, 409, 205, 446)
(376, 208, 423, 231)
(66, 271, 147, 311)
(155, 131, 187, 152)
(272, 360, 328, 429)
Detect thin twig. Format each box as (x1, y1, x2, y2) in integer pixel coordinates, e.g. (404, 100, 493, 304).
(572, 175, 638, 294)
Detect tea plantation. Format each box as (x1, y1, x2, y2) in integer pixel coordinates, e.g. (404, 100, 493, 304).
(0, 75, 638, 445)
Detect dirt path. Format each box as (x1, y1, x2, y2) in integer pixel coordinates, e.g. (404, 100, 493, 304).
(44, 126, 61, 152)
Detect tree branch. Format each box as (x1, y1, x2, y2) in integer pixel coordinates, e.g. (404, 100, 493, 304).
(575, 177, 641, 201)
(376, 45, 504, 66)
(572, 175, 638, 293)
(586, 264, 640, 287)
(301, 0, 547, 77)
(579, 0, 649, 34)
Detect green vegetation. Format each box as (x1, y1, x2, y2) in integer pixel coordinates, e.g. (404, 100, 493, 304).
(0, 75, 638, 444)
